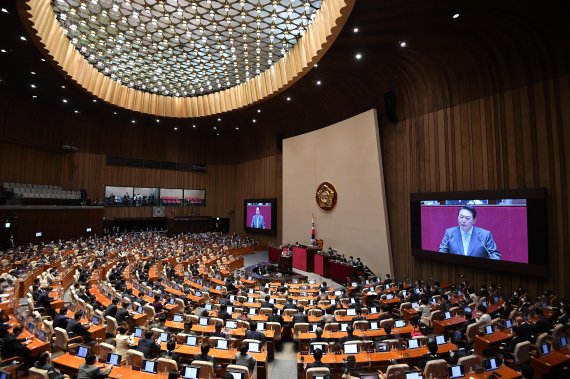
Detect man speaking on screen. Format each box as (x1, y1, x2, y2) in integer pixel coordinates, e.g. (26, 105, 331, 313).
(251, 206, 265, 229)
(438, 205, 501, 260)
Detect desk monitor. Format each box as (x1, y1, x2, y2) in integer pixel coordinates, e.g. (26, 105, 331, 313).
(309, 324, 318, 333)
(216, 339, 229, 350)
(343, 344, 358, 354)
(91, 316, 100, 326)
(435, 335, 446, 345)
(483, 358, 499, 372)
(247, 297, 255, 303)
(183, 366, 200, 379)
(340, 323, 349, 332)
(142, 360, 158, 374)
(248, 308, 257, 315)
(346, 309, 357, 316)
(229, 295, 236, 302)
(215, 285, 222, 290)
(369, 322, 379, 330)
(330, 299, 336, 305)
(224, 320, 237, 329)
(228, 373, 245, 379)
(107, 353, 122, 366)
(256, 322, 266, 331)
(248, 289, 255, 294)
(227, 306, 234, 313)
(248, 342, 261, 353)
(248, 276, 253, 281)
(484, 325, 494, 335)
(310, 344, 327, 355)
(37, 330, 47, 342)
(504, 319, 513, 329)
(0, 370, 11, 379)
(448, 365, 465, 379)
(168, 298, 175, 305)
(405, 371, 423, 379)
(159, 332, 170, 342)
(386, 294, 394, 300)
(269, 298, 275, 304)
(199, 317, 209, 326)
(134, 327, 144, 338)
(411, 302, 419, 309)
(395, 319, 406, 328)
(464, 307, 472, 313)
(407, 339, 420, 349)
(481, 301, 488, 308)
(540, 343, 551, 356)
(136, 306, 144, 314)
(185, 335, 198, 346)
(369, 307, 378, 314)
(334, 291, 342, 296)
(443, 311, 452, 320)
(77, 346, 90, 358)
(375, 342, 389, 352)
(27, 322, 35, 334)
(195, 291, 202, 297)
(560, 336, 568, 348)
(173, 314, 184, 323)
(147, 290, 153, 297)
(205, 304, 212, 311)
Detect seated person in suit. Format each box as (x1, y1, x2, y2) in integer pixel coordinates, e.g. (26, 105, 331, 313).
(339, 325, 359, 345)
(54, 307, 70, 330)
(217, 304, 232, 321)
(311, 327, 327, 344)
(77, 354, 111, 379)
(66, 312, 91, 339)
(212, 322, 228, 339)
(306, 348, 329, 370)
(137, 330, 161, 358)
(244, 321, 265, 343)
(438, 205, 501, 260)
(34, 352, 69, 379)
(292, 306, 309, 324)
(261, 295, 275, 309)
(268, 307, 284, 325)
(194, 343, 215, 364)
(417, 340, 439, 369)
(103, 298, 119, 319)
(235, 343, 257, 374)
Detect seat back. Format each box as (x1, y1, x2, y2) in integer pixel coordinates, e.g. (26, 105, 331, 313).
(535, 332, 551, 351)
(106, 316, 118, 336)
(513, 341, 532, 365)
(157, 357, 178, 372)
(293, 323, 309, 341)
(98, 342, 115, 362)
(457, 354, 480, 373)
(466, 323, 479, 343)
(126, 349, 145, 369)
(54, 327, 69, 350)
(423, 359, 448, 379)
(266, 322, 282, 341)
(28, 367, 49, 379)
(226, 364, 251, 379)
(384, 363, 409, 379)
(306, 367, 330, 379)
(191, 360, 214, 379)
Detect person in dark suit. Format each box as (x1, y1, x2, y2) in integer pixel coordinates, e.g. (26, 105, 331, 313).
(533, 308, 551, 335)
(194, 343, 215, 364)
(1, 326, 32, 365)
(268, 307, 284, 325)
(212, 323, 228, 339)
(54, 307, 70, 330)
(235, 344, 257, 374)
(244, 321, 265, 343)
(217, 305, 231, 321)
(34, 352, 67, 379)
(137, 330, 161, 358)
(65, 312, 90, 339)
(306, 348, 328, 369)
(114, 301, 131, 326)
(438, 205, 501, 260)
(292, 306, 309, 324)
(250, 207, 265, 229)
(77, 354, 111, 379)
(260, 295, 274, 309)
(417, 341, 439, 369)
(283, 298, 297, 310)
(103, 298, 119, 319)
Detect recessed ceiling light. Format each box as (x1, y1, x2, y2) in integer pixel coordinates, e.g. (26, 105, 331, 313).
(20, 36, 27, 41)
(453, 13, 460, 19)
(62, 99, 68, 103)
(399, 41, 407, 48)
(353, 27, 359, 33)
(32, 95, 37, 98)
(131, 120, 136, 123)
(314, 64, 318, 68)
(252, 119, 256, 123)
(217, 118, 221, 122)
(355, 53, 362, 60)
(74, 110, 80, 114)
(92, 99, 97, 103)
(286, 97, 291, 101)
(235, 127, 239, 130)
(316, 80, 322, 85)
(1, 8, 8, 13)
(216, 133, 220, 136)
(61, 85, 66, 89)
(174, 127, 178, 131)
(31, 71, 36, 75)
(30, 84, 36, 88)
(257, 109, 261, 113)
(192, 124, 196, 128)
(113, 111, 117, 115)
(0, 49, 6, 53)
(213, 126, 217, 130)
(156, 119, 160, 123)
(41, 58, 45, 62)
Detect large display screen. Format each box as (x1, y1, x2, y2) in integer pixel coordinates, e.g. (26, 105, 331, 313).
(244, 198, 277, 235)
(410, 189, 547, 276)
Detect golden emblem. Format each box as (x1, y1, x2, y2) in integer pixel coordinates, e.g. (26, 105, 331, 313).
(316, 182, 337, 212)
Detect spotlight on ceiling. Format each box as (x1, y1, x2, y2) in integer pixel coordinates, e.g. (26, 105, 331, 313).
(399, 41, 407, 48)
(453, 13, 460, 19)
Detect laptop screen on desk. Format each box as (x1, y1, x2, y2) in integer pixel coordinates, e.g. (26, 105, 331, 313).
(160, 332, 170, 342)
(248, 342, 261, 353)
(560, 336, 568, 348)
(540, 343, 551, 356)
(407, 339, 420, 349)
(216, 339, 229, 350)
(448, 365, 465, 379)
(435, 335, 446, 345)
(199, 317, 209, 326)
(443, 312, 452, 320)
(107, 353, 122, 366)
(310, 344, 327, 355)
(483, 358, 499, 372)
(134, 328, 144, 338)
(142, 360, 157, 374)
(346, 308, 357, 316)
(395, 320, 406, 328)
(484, 325, 494, 335)
(369, 322, 379, 330)
(77, 346, 90, 358)
(405, 372, 423, 379)
(185, 336, 198, 346)
(343, 344, 358, 354)
(226, 320, 238, 329)
(183, 366, 200, 379)
(91, 316, 100, 326)
(173, 314, 184, 323)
